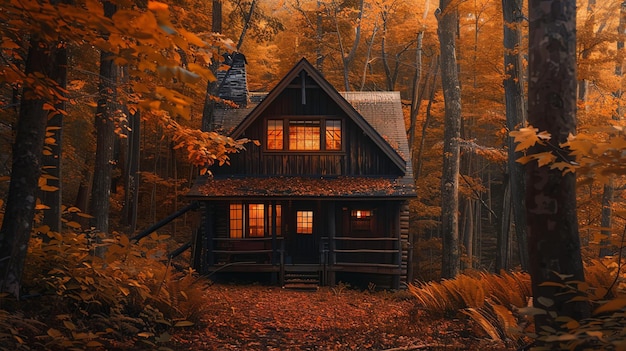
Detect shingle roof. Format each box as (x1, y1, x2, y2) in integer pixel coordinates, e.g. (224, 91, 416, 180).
(189, 59, 415, 200)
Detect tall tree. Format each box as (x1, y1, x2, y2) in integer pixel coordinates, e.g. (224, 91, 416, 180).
(90, 0, 118, 242)
(40, 43, 68, 233)
(0, 39, 64, 296)
(526, 0, 588, 331)
(201, 0, 223, 132)
(500, 0, 528, 270)
(437, 0, 462, 278)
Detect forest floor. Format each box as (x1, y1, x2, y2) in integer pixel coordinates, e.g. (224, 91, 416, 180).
(168, 283, 520, 351)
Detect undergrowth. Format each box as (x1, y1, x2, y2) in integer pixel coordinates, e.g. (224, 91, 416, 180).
(0, 228, 211, 350)
(408, 259, 626, 350)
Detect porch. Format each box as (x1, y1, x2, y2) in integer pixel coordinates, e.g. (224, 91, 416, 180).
(193, 235, 409, 289)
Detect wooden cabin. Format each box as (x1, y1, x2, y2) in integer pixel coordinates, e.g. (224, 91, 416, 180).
(187, 58, 416, 289)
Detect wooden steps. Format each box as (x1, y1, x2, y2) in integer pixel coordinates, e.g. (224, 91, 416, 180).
(283, 272, 320, 291)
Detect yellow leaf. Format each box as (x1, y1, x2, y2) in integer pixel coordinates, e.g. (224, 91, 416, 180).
(66, 221, 82, 229)
(47, 328, 63, 338)
(35, 203, 50, 210)
(147, 1, 169, 11)
(174, 321, 194, 327)
(594, 298, 626, 315)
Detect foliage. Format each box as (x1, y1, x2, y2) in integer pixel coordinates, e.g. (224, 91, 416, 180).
(409, 260, 626, 349)
(0, 228, 212, 350)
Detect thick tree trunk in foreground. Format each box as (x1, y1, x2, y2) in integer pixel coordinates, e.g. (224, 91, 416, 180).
(437, 1, 462, 279)
(501, 0, 528, 270)
(0, 39, 57, 297)
(527, 0, 588, 331)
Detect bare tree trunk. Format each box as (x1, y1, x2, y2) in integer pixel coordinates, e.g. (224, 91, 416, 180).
(600, 1, 626, 257)
(40, 43, 67, 233)
(437, 1, 462, 279)
(526, 0, 588, 332)
(202, 0, 223, 132)
(0, 39, 62, 297)
(334, 0, 364, 91)
(408, 31, 425, 150)
(90, 0, 118, 241)
(502, 0, 528, 270)
(414, 57, 440, 180)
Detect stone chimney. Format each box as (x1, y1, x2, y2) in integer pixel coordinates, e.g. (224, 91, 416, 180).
(217, 52, 249, 108)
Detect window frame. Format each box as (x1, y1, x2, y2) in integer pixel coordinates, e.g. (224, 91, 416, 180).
(229, 203, 283, 238)
(265, 116, 343, 152)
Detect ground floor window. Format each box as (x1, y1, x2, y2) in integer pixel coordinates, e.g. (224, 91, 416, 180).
(296, 210, 314, 234)
(229, 203, 282, 238)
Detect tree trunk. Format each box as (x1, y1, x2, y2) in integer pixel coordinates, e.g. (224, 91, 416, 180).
(202, 0, 223, 132)
(90, 0, 118, 241)
(527, 0, 588, 331)
(437, 1, 462, 279)
(601, 1, 626, 256)
(40, 43, 67, 233)
(502, 0, 529, 270)
(0, 39, 60, 297)
(414, 57, 440, 180)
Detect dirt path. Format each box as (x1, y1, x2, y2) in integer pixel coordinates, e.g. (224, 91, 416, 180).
(171, 284, 512, 350)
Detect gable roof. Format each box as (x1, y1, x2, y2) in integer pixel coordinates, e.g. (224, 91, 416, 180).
(188, 58, 416, 200)
(226, 58, 407, 173)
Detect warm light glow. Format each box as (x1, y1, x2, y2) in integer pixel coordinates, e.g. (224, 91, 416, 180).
(296, 210, 313, 234)
(289, 120, 320, 150)
(325, 120, 341, 150)
(267, 120, 283, 150)
(229, 203, 243, 238)
(248, 204, 265, 237)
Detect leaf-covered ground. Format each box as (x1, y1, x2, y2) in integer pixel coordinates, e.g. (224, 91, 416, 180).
(170, 284, 515, 350)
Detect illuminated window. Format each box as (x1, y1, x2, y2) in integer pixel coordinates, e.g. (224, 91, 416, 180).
(351, 209, 373, 231)
(289, 120, 320, 150)
(269, 204, 282, 236)
(229, 204, 243, 238)
(267, 120, 283, 150)
(296, 210, 313, 234)
(229, 203, 282, 238)
(325, 120, 342, 150)
(248, 204, 265, 237)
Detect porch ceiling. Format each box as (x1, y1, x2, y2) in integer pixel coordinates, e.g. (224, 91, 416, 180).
(186, 175, 416, 200)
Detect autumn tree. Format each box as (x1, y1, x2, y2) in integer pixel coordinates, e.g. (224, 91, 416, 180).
(437, 0, 462, 279)
(0, 0, 251, 296)
(501, 0, 528, 270)
(90, 0, 118, 243)
(525, 0, 588, 330)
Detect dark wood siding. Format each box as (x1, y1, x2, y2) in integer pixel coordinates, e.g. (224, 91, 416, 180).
(214, 84, 402, 177)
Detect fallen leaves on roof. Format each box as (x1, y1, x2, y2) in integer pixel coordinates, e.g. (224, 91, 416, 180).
(189, 176, 415, 198)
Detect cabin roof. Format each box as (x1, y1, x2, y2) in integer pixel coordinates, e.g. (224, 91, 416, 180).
(189, 58, 415, 200)
(187, 175, 415, 199)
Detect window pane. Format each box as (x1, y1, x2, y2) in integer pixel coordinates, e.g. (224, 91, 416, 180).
(269, 204, 282, 236)
(325, 120, 342, 150)
(229, 203, 243, 238)
(296, 210, 313, 234)
(267, 120, 283, 150)
(289, 120, 320, 150)
(248, 204, 265, 237)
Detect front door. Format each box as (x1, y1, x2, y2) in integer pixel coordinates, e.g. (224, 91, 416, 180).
(288, 208, 318, 264)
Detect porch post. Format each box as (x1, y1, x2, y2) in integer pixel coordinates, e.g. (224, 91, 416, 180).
(202, 203, 214, 274)
(327, 202, 336, 287)
(392, 202, 401, 289)
(271, 200, 277, 264)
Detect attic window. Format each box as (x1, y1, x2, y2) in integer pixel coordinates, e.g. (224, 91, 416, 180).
(267, 120, 283, 150)
(289, 120, 320, 150)
(266, 118, 342, 151)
